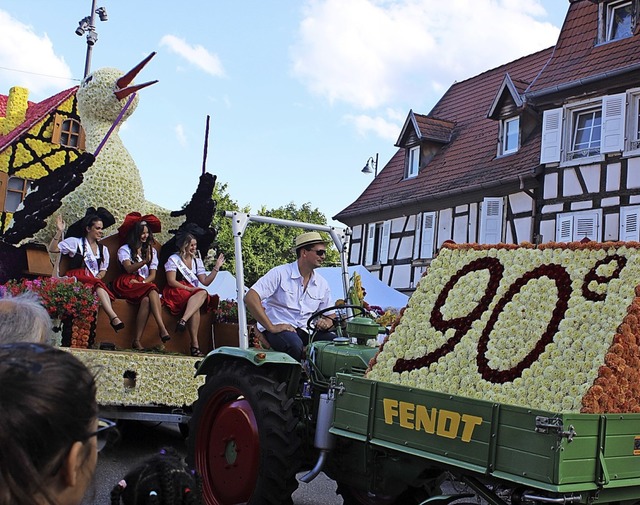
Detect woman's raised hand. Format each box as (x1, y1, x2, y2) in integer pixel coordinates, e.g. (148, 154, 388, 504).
(55, 214, 66, 233)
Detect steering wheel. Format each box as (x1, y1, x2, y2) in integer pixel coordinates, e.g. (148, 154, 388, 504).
(306, 304, 367, 336)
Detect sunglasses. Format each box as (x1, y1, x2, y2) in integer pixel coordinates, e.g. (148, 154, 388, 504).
(85, 418, 118, 452)
(310, 249, 326, 256)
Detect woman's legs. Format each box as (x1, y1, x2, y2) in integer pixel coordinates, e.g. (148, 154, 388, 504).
(133, 297, 150, 348)
(148, 290, 169, 338)
(188, 310, 201, 349)
(180, 290, 208, 323)
(95, 287, 120, 322)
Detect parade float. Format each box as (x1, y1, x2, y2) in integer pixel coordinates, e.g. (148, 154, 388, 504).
(0, 54, 220, 422)
(186, 215, 640, 505)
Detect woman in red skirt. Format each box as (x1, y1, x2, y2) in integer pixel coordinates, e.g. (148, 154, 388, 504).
(49, 207, 124, 332)
(163, 231, 224, 356)
(113, 212, 170, 350)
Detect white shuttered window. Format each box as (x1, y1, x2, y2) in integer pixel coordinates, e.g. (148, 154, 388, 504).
(479, 197, 503, 244)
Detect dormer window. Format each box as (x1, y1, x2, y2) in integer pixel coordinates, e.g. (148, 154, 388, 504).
(607, 1, 633, 41)
(406, 146, 420, 179)
(501, 116, 520, 155)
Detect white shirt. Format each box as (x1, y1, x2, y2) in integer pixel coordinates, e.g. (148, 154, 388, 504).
(250, 261, 332, 331)
(58, 236, 109, 274)
(164, 254, 206, 276)
(117, 244, 159, 279)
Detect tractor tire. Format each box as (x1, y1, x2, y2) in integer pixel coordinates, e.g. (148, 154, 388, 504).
(187, 360, 301, 505)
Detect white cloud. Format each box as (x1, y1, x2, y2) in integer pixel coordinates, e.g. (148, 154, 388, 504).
(344, 113, 401, 141)
(291, 0, 560, 110)
(175, 123, 188, 147)
(0, 10, 74, 98)
(160, 35, 226, 77)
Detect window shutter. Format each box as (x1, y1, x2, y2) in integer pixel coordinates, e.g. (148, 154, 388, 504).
(574, 212, 599, 241)
(420, 212, 436, 259)
(621, 206, 640, 241)
(379, 221, 391, 263)
(540, 108, 563, 163)
(557, 215, 573, 242)
(52, 113, 63, 144)
(413, 214, 422, 258)
(602, 93, 626, 153)
(479, 197, 503, 244)
(365, 224, 375, 265)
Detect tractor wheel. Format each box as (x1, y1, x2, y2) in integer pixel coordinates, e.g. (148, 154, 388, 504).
(336, 483, 429, 505)
(187, 360, 301, 505)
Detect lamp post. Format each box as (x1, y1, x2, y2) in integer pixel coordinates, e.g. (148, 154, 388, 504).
(361, 152, 379, 177)
(75, 0, 108, 78)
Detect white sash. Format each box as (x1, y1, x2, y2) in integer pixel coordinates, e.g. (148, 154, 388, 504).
(134, 253, 150, 278)
(172, 256, 199, 287)
(82, 239, 100, 277)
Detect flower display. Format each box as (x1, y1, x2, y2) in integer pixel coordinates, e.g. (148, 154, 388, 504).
(1, 276, 98, 348)
(65, 348, 205, 407)
(214, 299, 255, 323)
(366, 241, 640, 414)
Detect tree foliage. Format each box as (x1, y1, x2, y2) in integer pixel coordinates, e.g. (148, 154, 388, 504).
(208, 182, 340, 287)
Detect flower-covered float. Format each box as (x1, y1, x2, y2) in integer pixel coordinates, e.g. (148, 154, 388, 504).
(367, 240, 640, 414)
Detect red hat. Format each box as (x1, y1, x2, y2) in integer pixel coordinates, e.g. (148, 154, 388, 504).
(118, 212, 161, 242)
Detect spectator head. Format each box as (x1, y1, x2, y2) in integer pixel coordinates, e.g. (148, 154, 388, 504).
(0, 342, 99, 505)
(110, 448, 203, 505)
(0, 291, 53, 344)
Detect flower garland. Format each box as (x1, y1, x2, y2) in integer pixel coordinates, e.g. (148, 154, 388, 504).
(367, 241, 640, 413)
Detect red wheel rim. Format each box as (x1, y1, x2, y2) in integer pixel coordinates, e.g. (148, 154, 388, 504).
(195, 386, 260, 504)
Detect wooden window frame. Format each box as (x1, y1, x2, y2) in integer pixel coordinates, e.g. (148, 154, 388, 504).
(52, 113, 86, 150)
(4, 176, 31, 212)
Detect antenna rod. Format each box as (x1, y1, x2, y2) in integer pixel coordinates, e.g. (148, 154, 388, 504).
(202, 115, 210, 175)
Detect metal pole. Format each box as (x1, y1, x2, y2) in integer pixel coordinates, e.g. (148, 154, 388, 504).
(83, 0, 98, 78)
(374, 152, 379, 177)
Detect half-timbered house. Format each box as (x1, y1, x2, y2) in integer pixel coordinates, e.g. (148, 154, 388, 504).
(335, 0, 640, 294)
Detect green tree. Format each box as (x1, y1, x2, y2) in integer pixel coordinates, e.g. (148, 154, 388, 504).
(209, 183, 340, 287)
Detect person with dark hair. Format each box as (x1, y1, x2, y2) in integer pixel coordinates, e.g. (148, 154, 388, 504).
(109, 448, 203, 505)
(0, 342, 113, 505)
(113, 212, 170, 349)
(48, 208, 124, 333)
(163, 231, 224, 357)
(0, 291, 53, 344)
(244, 231, 336, 361)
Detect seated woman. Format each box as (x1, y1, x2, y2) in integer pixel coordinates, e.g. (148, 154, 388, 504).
(0, 342, 111, 505)
(49, 207, 124, 332)
(163, 230, 224, 357)
(112, 212, 170, 350)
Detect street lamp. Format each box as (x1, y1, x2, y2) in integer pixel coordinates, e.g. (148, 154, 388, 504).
(75, 0, 108, 78)
(361, 153, 379, 177)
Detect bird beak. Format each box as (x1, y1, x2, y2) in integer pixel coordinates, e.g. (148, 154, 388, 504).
(115, 52, 159, 100)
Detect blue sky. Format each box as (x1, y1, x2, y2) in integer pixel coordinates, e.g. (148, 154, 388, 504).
(0, 1, 568, 227)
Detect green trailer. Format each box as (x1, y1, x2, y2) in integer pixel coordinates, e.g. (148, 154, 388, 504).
(333, 373, 640, 504)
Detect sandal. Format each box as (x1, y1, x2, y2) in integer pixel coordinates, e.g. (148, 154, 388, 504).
(175, 319, 187, 333)
(190, 346, 204, 357)
(160, 334, 171, 343)
(110, 316, 125, 332)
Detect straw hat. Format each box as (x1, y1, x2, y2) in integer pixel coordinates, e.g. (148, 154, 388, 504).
(291, 231, 329, 253)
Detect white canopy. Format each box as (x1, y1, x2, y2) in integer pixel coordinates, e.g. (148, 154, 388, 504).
(316, 265, 409, 310)
(203, 270, 246, 301)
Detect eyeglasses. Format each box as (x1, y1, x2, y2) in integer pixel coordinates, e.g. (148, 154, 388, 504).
(310, 249, 326, 256)
(85, 417, 118, 452)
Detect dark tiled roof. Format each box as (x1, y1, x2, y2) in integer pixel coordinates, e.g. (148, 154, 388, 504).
(335, 47, 554, 225)
(0, 86, 78, 152)
(527, 1, 640, 97)
(414, 114, 455, 143)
